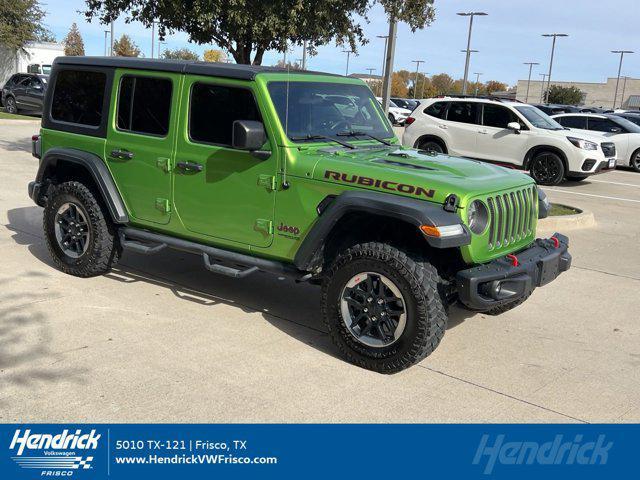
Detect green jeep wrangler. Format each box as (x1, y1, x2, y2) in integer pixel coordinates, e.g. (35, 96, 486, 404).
(28, 57, 572, 373)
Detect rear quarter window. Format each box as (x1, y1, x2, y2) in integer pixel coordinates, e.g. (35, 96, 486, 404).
(51, 70, 106, 127)
(424, 101, 448, 119)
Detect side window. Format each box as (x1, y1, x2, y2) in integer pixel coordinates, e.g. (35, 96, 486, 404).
(424, 101, 448, 119)
(51, 70, 106, 126)
(116, 76, 172, 136)
(446, 102, 479, 125)
(483, 104, 520, 129)
(558, 116, 587, 129)
(588, 117, 618, 133)
(189, 83, 262, 146)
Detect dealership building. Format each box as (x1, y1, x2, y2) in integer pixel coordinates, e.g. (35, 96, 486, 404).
(515, 76, 640, 109)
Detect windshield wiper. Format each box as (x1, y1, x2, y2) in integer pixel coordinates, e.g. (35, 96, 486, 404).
(336, 130, 393, 146)
(289, 134, 355, 149)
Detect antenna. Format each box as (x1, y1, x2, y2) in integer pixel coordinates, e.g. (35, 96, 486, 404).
(282, 61, 291, 190)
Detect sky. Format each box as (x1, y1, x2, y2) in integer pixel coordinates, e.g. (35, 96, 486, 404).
(40, 0, 640, 86)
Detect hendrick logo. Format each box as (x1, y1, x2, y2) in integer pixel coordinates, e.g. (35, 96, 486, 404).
(324, 170, 435, 198)
(10, 429, 101, 474)
(473, 434, 613, 475)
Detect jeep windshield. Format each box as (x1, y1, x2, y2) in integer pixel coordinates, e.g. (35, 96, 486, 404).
(268, 81, 394, 144)
(515, 106, 564, 130)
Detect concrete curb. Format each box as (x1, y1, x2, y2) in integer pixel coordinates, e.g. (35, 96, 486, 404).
(0, 119, 40, 126)
(537, 204, 596, 232)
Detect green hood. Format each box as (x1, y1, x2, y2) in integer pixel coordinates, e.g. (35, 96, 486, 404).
(307, 146, 535, 206)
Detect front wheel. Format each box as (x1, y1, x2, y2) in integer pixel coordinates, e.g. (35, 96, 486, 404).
(321, 242, 447, 374)
(4, 96, 18, 114)
(44, 181, 121, 277)
(630, 150, 640, 173)
(388, 113, 396, 125)
(529, 152, 565, 186)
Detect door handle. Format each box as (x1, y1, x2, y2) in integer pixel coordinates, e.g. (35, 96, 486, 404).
(176, 161, 203, 173)
(478, 129, 488, 134)
(110, 149, 134, 160)
(438, 124, 448, 130)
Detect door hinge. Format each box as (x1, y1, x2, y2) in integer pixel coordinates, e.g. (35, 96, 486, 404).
(255, 219, 273, 234)
(156, 157, 171, 173)
(155, 198, 171, 213)
(257, 174, 277, 191)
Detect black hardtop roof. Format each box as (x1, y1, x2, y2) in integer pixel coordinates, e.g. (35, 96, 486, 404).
(52, 56, 343, 81)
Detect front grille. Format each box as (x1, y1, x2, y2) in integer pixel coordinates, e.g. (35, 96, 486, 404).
(485, 186, 537, 250)
(601, 142, 616, 158)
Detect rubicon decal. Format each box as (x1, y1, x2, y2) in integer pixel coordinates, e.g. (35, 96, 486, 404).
(324, 170, 435, 198)
(9, 428, 101, 475)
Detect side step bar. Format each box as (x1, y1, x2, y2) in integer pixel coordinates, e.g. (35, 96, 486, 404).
(119, 227, 305, 280)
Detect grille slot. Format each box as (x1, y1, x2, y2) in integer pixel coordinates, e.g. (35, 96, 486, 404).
(486, 186, 537, 250)
(601, 142, 616, 158)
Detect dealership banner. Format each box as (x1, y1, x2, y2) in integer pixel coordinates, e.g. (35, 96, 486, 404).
(0, 424, 636, 479)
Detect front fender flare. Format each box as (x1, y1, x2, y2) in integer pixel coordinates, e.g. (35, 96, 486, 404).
(293, 190, 469, 271)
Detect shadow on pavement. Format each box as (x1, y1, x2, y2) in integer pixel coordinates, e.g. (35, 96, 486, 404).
(6, 206, 476, 370)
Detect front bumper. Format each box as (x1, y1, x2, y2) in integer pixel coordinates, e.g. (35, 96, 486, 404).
(456, 233, 571, 311)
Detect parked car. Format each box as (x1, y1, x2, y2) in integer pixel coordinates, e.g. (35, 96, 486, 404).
(531, 104, 580, 115)
(552, 113, 640, 172)
(403, 97, 616, 185)
(28, 56, 571, 373)
(391, 98, 418, 111)
(1, 73, 48, 114)
(615, 112, 640, 128)
(376, 97, 411, 125)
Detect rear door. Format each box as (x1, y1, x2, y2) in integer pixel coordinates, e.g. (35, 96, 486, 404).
(476, 103, 530, 164)
(23, 76, 46, 110)
(105, 70, 180, 225)
(442, 101, 480, 157)
(12, 77, 31, 108)
(172, 76, 277, 248)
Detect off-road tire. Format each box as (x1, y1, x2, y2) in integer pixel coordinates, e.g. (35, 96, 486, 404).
(484, 292, 532, 316)
(321, 242, 447, 374)
(44, 181, 120, 277)
(529, 151, 565, 186)
(5, 96, 18, 114)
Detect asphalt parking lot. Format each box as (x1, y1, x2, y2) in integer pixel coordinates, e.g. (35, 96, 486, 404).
(1, 120, 638, 423)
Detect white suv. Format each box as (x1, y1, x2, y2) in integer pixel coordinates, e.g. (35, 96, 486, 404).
(402, 97, 617, 185)
(376, 97, 411, 125)
(552, 113, 640, 172)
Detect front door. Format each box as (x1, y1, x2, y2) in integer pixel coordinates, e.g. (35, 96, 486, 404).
(105, 70, 180, 225)
(173, 76, 277, 248)
(476, 103, 530, 164)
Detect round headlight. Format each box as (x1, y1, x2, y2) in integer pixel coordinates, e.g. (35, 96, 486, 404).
(467, 200, 489, 234)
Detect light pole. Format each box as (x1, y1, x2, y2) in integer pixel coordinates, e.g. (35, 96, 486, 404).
(342, 50, 355, 76)
(523, 62, 539, 103)
(103, 30, 110, 56)
(611, 50, 634, 109)
(539, 73, 548, 103)
(542, 33, 568, 104)
(381, 18, 398, 114)
(377, 35, 389, 97)
(151, 21, 155, 59)
(420, 72, 430, 98)
(457, 12, 487, 95)
(621, 76, 629, 109)
(158, 41, 165, 59)
(110, 21, 114, 56)
(411, 60, 425, 99)
(473, 72, 482, 96)
(302, 40, 308, 70)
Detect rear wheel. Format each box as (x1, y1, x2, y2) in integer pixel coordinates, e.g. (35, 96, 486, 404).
(44, 181, 120, 277)
(321, 242, 447, 374)
(388, 113, 396, 125)
(630, 149, 640, 173)
(4, 96, 18, 114)
(529, 151, 565, 186)
(418, 139, 446, 154)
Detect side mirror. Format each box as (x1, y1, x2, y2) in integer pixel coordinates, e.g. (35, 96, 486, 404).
(507, 122, 521, 133)
(232, 120, 267, 151)
(610, 127, 622, 134)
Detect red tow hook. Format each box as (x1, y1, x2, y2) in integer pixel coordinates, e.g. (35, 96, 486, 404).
(550, 236, 560, 249)
(506, 254, 519, 267)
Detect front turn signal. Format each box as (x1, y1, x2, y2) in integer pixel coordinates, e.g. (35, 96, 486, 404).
(419, 224, 465, 238)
